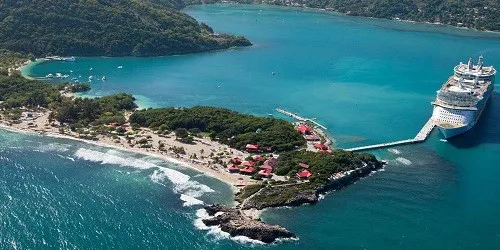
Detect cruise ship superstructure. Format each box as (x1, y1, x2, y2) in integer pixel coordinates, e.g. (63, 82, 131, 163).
(432, 56, 496, 138)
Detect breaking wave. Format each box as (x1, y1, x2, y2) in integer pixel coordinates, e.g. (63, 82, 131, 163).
(39, 143, 71, 152)
(74, 148, 214, 205)
(193, 209, 266, 245)
(387, 148, 401, 155)
(396, 157, 412, 166)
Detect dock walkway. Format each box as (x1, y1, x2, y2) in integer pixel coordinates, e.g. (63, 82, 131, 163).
(344, 118, 435, 152)
(276, 108, 327, 130)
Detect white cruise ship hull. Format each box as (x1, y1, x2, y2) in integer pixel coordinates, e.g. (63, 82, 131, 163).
(432, 84, 492, 139)
(437, 123, 474, 139)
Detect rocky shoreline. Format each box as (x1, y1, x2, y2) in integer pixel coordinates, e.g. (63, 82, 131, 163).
(202, 204, 296, 243)
(202, 162, 384, 242)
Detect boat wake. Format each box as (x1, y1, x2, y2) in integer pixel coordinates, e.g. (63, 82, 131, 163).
(73, 148, 213, 206)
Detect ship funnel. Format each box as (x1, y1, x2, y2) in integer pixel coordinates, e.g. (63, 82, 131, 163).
(478, 55, 484, 71)
(467, 57, 473, 70)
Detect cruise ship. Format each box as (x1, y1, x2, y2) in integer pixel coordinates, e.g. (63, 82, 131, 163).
(432, 56, 496, 138)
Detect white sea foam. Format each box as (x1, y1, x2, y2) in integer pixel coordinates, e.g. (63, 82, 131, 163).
(39, 143, 70, 152)
(388, 148, 401, 155)
(180, 194, 204, 207)
(74, 148, 213, 201)
(396, 157, 412, 166)
(193, 209, 267, 244)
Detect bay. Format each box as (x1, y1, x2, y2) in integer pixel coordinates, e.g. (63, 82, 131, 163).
(9, 3, 500, 249)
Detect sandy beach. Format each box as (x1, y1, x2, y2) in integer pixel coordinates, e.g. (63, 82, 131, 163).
(0, 109, 260, 189)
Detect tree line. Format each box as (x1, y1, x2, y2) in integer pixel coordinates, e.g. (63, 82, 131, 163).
(130, 106, 306, 152)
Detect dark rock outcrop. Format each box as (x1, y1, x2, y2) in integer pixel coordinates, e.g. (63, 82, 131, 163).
(241, 163, 384, 210)
(202, 204, 296, 243)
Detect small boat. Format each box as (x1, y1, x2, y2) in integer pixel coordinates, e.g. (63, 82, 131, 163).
(88, 76, 94, 81)
(70, 70, 73, 73)
(55, 73, 62, 78)
(62, 56, 76, 62)
(71, 77, 78, 81)
(268, 113, 273, 116)
(46, 74, 54, 78)
(62, 74, 69, 78)
(101, 76, 107, 81)
(89, 67, 93, 71)
(117, 66, 123, 69)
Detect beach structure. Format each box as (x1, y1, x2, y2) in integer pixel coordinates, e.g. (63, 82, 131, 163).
(246, 144, 259, 151)
(240, 166, 255, 175)
(296, 169, 312, 179)
(231, 157, 243, 164)
(258, 169, 273, 178)
(242, 161, 254, 167)
(296, 123, 312, 134)
(227, 164, 240, 173)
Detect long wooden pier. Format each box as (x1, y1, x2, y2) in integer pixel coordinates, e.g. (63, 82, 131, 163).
(276, 108, 328, 130)
(344, 118, 436, 152)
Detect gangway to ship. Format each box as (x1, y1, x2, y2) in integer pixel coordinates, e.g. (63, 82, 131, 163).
(344, 118, 435, 152)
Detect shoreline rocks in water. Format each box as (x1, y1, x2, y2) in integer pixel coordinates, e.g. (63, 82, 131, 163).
(241, 163, 383, 210)
(202, 204, 296, 243)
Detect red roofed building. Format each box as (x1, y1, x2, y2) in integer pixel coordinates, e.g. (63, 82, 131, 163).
(242, 161, 254, 167)
(314, 143, 328, 150)
(305, 135, 319, 141)
(259, 164, 273, 170)
(246, 144, 259, 151)
(296, 124, 312, 135)
(252, 154, 263, 161)
(227, 164, 240, 173)
(298, 163, 310, 169)
(258, 169, 272, 178)
(231, 157, 242, 164)
(240, 166, 255, 175)
(296, 169, 312, 179)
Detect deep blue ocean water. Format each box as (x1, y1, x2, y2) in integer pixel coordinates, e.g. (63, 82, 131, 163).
(6, 3, 500, 249)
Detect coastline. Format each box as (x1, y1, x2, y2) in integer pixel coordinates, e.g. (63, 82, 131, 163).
(0, 120, 256, 189)
(193, 3, 500, 36)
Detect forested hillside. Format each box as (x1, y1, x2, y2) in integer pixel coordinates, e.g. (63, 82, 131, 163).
(0, 0, 251, 57)
(219, 0, 500, 31)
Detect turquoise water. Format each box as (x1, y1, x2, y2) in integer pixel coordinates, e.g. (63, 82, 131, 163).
(9, 3, 500, 248)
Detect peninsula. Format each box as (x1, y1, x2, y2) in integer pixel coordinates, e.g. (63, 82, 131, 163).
(0, 71, 383, 242)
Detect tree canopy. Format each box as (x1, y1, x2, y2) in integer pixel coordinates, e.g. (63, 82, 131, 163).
(0, 0, 251, 57)
(226, 0, 500, 31)
(129, 106, 306, 152)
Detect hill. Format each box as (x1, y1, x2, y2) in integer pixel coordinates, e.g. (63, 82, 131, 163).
(219, 0, 500, 31)
(0, 0, 251, 57)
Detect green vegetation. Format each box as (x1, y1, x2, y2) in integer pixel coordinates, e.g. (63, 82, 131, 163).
(129, 106, 306, 152)
(51, 93, 137, 127)
(0, 50, 32, 76)
(236, 184, 265, 202)
(70, 83, 90, 93)
(275, 150, 381, 186)
(0, 0, 251, 57)
(225, 0, 500, 31)
(0, 75, 62, 108)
